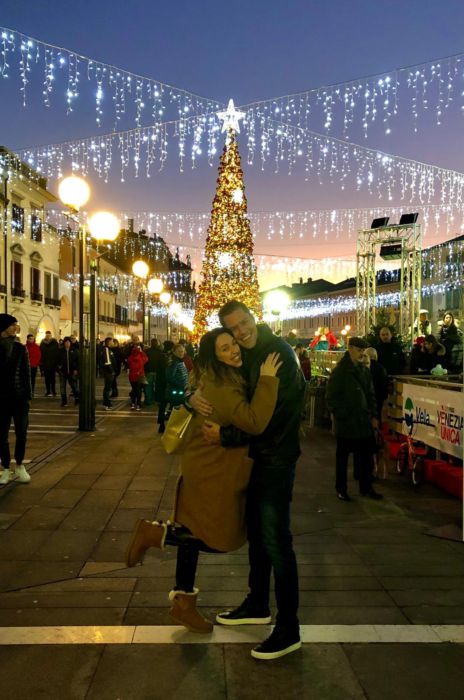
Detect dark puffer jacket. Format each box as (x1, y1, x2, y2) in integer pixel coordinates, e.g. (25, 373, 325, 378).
(326, 352, 377, 439)
(0, 337, 32, 401)
(221, 324, 306, 466)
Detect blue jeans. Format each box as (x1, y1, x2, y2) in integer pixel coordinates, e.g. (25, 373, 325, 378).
(246, 462, 299, 631)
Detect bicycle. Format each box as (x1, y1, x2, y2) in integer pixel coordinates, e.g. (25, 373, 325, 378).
(395, 433, 427, 487)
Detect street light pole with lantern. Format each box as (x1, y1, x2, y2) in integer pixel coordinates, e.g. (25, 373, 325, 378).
(132, 260, 166, 343)
(58, 176, 119, 431)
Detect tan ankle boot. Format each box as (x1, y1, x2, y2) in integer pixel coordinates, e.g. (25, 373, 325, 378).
(168, 588, 214, 634)
(125, 519, 167, 567)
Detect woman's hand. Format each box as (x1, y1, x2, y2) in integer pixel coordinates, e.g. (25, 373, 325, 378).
(189, 389, 213, 416)
(260, 352, 283, 377)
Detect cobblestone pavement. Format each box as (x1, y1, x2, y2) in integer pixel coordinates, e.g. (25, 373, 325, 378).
(1, 375, 463, 699)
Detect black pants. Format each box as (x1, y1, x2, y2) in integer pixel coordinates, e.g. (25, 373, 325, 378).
(60, 374, 78, 404)
(335, 436, 374, 495)
(30, 367, 38, 394)
(0, 399, 30, 469)
(102, 372, 115, 406)
(43, 368, 56, 395)
(111, 375, 119, 397)
(246, 462, 299, 632)
(164, 525, 219, 592)
(129, 381, 143, 407)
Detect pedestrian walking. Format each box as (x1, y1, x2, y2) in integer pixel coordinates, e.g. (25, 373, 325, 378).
(110, 338, 123, 397)
(126, 327, 281, 636)
(57, 337, 79, 407)
(194, 300, 306, 660)
(143, 338, 163, 406)
(25, 333, 41, 395)
(99, 337, 117, 410)
(0, 314, 32, 485)
(326, 337, 382, 502)
(158, 343, 189, 432)
(40, 330, 59, 396)
(126, 344, 148, 410)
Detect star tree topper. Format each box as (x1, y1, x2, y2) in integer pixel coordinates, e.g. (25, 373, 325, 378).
(217, 99, 246, 133)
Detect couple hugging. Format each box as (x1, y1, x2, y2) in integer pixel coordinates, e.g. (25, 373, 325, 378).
(126, 300, 306, 661)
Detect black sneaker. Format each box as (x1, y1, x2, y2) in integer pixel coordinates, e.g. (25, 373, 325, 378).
(251, 626, 301, 660)
(216, 597, 271, 626)
(337, 492, 351, 502)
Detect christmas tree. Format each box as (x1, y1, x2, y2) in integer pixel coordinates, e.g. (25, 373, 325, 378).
(192, 101, 262, 340)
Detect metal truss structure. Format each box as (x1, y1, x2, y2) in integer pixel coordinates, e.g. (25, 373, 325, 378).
(356, 223, 422, 344)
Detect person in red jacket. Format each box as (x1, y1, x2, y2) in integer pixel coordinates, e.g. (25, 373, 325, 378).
(25, 334, 42, 396)
(126, 344, 148, 411)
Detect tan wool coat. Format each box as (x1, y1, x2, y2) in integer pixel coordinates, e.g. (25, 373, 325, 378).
(173, 371, 279, 552)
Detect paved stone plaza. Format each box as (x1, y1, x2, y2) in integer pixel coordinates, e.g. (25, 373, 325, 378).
(1, 382, 463, 699)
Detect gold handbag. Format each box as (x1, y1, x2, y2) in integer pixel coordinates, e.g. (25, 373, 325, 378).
(161, 404, 194, 455)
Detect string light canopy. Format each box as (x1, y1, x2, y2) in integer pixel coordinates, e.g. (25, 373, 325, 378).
(13, 115, 464, 207)
(0, 26, 222, 127)
(3, 25, 464, 138)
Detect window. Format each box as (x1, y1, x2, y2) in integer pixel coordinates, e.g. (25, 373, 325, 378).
(53, 274, 59, 300)
(44, 272, 52, 298)
(31, 212, 42, 242)
(11, 260, 24, 295)
(31, 267, 41, 300)
(11, 204, 25, 233)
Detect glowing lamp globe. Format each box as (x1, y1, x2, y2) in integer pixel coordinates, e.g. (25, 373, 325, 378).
(132, 260, 150, 279)
(58, 176, 90, 210)
(264, 290, 290, 315)
(170, 302, 182, 317)
(87, 212, 120, 242)
(160, 291, 171, 305)
(147, 277, 163, 294)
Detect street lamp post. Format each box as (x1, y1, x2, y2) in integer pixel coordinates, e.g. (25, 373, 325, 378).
(132, 261, 166, 344)
(58, 177, 119, 431)
(160, 291, 172, 338)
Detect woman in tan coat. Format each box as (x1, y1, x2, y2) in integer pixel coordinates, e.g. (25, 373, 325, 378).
(126, 327, 281, 633)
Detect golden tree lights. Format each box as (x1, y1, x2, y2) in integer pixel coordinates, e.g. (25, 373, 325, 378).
(192, 129, 262, 340)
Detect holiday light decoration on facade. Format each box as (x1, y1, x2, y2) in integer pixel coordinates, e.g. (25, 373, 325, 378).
(192, 114, 262, 339)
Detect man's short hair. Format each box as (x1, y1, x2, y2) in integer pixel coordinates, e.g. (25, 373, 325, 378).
(27, 334, 34, 339)
(348, 337, 369, 349)
(218, 300, 252, 326)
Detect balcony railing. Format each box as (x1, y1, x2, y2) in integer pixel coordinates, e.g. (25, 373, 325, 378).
(99, 315, 116, 323)
(11, 287, 25, 299)
(31, 292, 43, 303)
(44, 296, 61, 307)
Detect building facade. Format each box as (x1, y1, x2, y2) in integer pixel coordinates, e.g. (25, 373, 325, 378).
(0, 146, 61, 342)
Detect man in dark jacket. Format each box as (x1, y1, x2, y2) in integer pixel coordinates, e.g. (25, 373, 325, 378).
(144, 338, 164, 406)
(196, 300, 306, 660)
(99, 337, 117, 410)
(0, 314, 32, 485)
(326, 337, 382, 502)
(375, 326, 405, 376)
(40, 330, 59, 396)
(57, 337, 79, 407)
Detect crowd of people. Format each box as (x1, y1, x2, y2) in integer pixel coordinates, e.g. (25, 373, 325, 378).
(291, 309, 463, 380)
(0, 303, 462, 662)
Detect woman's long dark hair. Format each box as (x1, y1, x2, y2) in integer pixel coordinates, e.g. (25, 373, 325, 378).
(196, 327, 243, 384)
